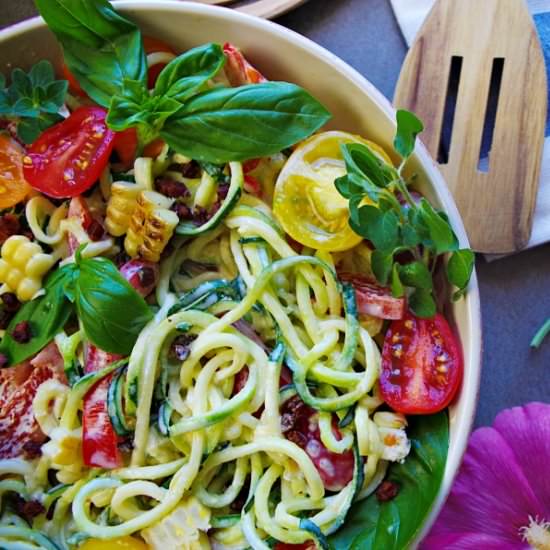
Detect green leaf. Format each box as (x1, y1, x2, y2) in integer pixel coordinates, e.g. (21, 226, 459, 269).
(341, 143, 396, 188)
(446, 249, 475, 294)
(329, 412, 449, 549)
(409, 288, 437, 318)
(391, 263, 404, 298)
(28, 60, 55, 87)
(42, 80, 69, 113)
(34, 0, 147, 107)
(394, 109, 424, 160)
(160, 82, 331, 163)
(0, 266, 75, 366)
(74, 256, 153, 354)
(401, 223, 420, 247)
(371, 249, 394, 286)
(418, 199, 458, 254)
(398, 261, 433, 290)
(355, 206, 399, 250)
(17, 118, 41, 144)
(154, 43, 225, 102)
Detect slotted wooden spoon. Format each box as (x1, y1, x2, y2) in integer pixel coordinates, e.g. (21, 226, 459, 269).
(394, 0, 547, 253)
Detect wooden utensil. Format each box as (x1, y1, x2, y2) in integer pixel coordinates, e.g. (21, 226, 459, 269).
(394, 0, 547, 253)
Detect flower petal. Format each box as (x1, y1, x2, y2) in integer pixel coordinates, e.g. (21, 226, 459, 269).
(423, 423, 546, 544)
(493, 402, 550, 512)
(422, 532, 526, 550)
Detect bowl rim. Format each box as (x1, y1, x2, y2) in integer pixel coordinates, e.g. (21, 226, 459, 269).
(0, 2, 482, 545)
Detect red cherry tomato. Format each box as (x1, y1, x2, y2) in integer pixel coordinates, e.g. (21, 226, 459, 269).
(113, 128, 138, 170)
(143, 35, 176, 88)
(62, 62, 87, 97)
(380, 312, 463, 414)
(339, 272, 406, 320)
(244, 174, 262, 197)
(281, 396, 354, 491)
(23, 106, 115, 199)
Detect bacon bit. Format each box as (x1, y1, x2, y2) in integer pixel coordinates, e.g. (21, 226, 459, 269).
(0, 354, 8, 369)
(217, 182, 230, 199)
(22, 440, 43, 459)
(12, 321, 32, 343)
(170, 334, 196, 362)
(171, 202, 192, 220)
(180, 161, 201, 179)
(86, 219, 104, 241)
(0, 214, 21, 245)
(192, 206, 210, 226)
(376, 480, 400, 502)
(13, 495, 46, 522)
(155, 176, 189, 198)
(1, 292, 21, 313)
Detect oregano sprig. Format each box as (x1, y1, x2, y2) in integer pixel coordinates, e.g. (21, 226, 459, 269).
(335, 109, 475, 317)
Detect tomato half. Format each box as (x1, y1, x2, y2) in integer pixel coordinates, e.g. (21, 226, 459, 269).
(273, 131, 393, 252)
(281, 396, 354, 491)
(339, 272, 406, 320)
(0, 134, 31, 209)
(61, 62, 87, 97)
(113, 128, 138, 170)
(23, 106, 115, 199)
(380, 312, 463, 414)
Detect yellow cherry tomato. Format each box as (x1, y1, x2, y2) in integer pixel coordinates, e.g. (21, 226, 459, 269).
(79, 536, 149, 550)
(273, 131, 393, 252)
(0, 133, 31, 209)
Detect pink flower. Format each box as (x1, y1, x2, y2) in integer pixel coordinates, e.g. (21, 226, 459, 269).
(422, 402, 550, 549)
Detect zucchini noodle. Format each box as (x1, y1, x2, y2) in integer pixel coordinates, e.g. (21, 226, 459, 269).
(1, 128, 413, 549)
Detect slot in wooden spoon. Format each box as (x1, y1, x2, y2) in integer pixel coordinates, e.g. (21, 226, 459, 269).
(394, 0, 547, 253)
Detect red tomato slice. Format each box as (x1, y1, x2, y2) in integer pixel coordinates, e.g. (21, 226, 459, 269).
(143, 35, 176, 88)
(223, 43, 267, 87)
(339, 272, 406, 320)
(244, 174, 262, 197)
(0, 343, 65, 458)
(82, 345, 123, 469)
(23, 106, 115, 199)
(62, 62, 87, 97)
(380, 312, 463, 414)
(281, 396, 354, 491)
(113, 128, 138, 170)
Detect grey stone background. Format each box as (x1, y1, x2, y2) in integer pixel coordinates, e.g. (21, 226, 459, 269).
(1, 0, 549, 428)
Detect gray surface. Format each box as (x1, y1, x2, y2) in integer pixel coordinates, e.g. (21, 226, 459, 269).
(1, 0, 549, 428)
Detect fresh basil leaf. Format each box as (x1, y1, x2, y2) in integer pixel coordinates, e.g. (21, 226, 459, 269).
(74, 256, 153, 355)
(418, 199, 458, 254)
(329, 412, 448, 550)
(341, 143, 396, 189)
(409, 288, 437, 318)
(391, 263, 404, 298)
(0, 266, 75, 366)
(161, 82, 331, 163)
(35, 0, 147, 107)
(446, 249, 475, 295)
(398, 261, 433, 290)
(394, 109, 424, 160)
(401, 222, 421, 247)
(154, 43, 225, 102)
(371, 249, 394, 286)
(355, 206, 399, 251)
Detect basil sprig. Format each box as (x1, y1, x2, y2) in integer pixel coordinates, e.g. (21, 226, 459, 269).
(0, 60, 68, 143)
(0, 253, 153, 365)
(35, 0, 331, 162)
(0, 267, 73, 365)
(336, 110, 474, 317)
(34, 0, 147, 108)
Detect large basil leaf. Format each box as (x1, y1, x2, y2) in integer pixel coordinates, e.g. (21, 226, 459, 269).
(329, 411, 449, 549)
(0, 266, 75, 366)
(74, 257, 153, 354)
(34, 0, 146, 107)
(154, 43, 225, 102)
(160, 82, 331, 163)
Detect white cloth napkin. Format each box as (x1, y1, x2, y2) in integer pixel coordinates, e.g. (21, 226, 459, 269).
(390, 0, 550, 251)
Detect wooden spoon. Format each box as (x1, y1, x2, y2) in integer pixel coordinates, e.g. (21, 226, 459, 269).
(394, 0, 547, 253)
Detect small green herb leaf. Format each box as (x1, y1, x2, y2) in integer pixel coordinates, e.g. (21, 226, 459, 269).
(371, 249, 394, 286)
(418, 199, 458, 254)
(74, 257, 153, 354)
(355, 206, 399, 251)
(161, 82, 331, 163)
(0, 266, 75, 366)
(398, 261, 433, 290)
(154, 43, 225, 102)
(409, 288, 437, 318)
(394, 109, 424, 160)
(391, 263, 405, 298)
(446, 249, 475, 294)
(341, 143, 396, 188)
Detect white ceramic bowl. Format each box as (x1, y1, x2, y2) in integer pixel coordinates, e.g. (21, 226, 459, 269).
(0, 2, 482, 545)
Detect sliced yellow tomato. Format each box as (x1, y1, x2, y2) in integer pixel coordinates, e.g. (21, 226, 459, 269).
(79, 536, 148, 550)
(273, 131, 393, 252)
(0, 134, 31, 209)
